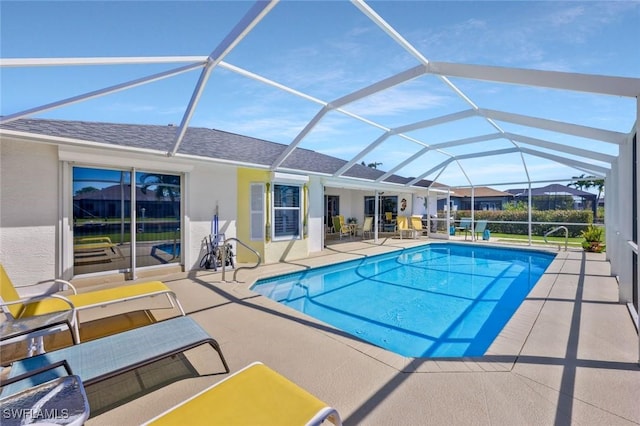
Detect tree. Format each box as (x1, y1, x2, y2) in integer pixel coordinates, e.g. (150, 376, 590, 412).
(569, 174, 587, 191)
(140, 174, 180, 199)
(139, 173, 181, 218)
(75, 186, 100, 196)
(568, 174, 605, 217)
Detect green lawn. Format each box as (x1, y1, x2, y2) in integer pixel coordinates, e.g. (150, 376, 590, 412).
(490, 232, 585, 248)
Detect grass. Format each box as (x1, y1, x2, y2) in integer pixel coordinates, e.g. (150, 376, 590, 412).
(490, 232, 584, 248)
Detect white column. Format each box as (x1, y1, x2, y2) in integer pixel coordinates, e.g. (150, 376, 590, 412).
(528, 182, 532, 246)
(636, 96, 639, 365)
(374, 190, 380, 242)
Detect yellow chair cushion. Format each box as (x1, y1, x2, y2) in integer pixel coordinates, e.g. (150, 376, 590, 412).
(148, 363, 328, 426)
(1, 264, 23, 318)
(397, 216, 408, 230)
(19, 281, 171, 318)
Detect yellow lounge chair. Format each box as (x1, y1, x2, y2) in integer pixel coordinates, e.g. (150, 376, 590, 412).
(1, 264, 185, 345)
(410, 216, 425, 238)
(142, 362, 342, 426)
(396, 216, 416, 239)
(73, 236, 125, 264)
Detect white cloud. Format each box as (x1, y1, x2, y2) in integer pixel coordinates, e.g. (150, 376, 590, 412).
(347, 84, 452, 117)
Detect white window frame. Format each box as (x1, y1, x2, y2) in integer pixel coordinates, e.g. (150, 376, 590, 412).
(272, 183, 302, 241)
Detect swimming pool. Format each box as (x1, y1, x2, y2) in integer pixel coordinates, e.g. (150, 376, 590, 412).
(251, 243, 555, 358)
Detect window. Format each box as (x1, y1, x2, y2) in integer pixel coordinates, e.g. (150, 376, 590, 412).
(364, 195, 398, 216)
(273, 184, 301, 239)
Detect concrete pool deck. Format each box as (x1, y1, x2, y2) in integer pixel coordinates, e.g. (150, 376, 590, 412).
(63, 238, 639, 424)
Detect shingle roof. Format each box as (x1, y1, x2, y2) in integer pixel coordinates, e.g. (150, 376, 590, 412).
(1, 118, 442, 189)
(506, 183, 596, 198)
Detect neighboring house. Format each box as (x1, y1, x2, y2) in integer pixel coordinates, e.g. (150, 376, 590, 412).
(506, 184, 597, 216)
(0, 118, 446, 284)
(446, 187, 515, 212)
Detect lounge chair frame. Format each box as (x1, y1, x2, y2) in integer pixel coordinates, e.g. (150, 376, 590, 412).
(1, 264, 185, 347)
(2, 316, 229, 396)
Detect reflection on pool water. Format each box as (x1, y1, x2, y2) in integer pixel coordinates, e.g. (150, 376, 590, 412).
(251, 243, 555, 357)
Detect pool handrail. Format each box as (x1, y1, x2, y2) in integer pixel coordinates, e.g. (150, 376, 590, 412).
(218, 237, 262, 282)
(544, 226, 568, 251)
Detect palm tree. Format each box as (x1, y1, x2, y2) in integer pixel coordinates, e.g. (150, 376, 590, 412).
(139, 173, 181, 218)
(569, 174, 605, 218)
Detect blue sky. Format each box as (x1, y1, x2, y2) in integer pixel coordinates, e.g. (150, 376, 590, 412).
(1, 1, 639, 188)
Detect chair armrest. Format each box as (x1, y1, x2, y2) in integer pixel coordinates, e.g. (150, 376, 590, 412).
(53, 279, 77, 294)
(11, 278, 77, 295)
(1, 294, 77, 311)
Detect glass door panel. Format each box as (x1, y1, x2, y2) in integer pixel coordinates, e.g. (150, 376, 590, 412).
(135, 171, 181, 267)
(73, 167, 131, 275)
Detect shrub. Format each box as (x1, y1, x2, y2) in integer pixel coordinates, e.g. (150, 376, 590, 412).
(446, 209, 593, 237)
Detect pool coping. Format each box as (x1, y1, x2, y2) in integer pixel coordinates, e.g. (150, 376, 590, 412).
(244, 241, 566, 373)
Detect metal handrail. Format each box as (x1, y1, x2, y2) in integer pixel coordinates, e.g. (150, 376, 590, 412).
(544, 226, 568, 251)
(219, 237, 262, 282)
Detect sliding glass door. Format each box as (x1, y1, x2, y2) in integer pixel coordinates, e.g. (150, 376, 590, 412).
(72, 167, 181, 276)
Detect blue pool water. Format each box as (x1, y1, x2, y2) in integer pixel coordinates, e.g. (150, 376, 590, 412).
(251, 243, 555, 357)
(155, 243, 180, 257)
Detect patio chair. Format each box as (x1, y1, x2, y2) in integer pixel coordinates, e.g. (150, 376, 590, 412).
(141, 362, 342, 426)
(332, 216, 351, 240)
(381, 212, 396, 232)
(396, 216, 416, 239)
(357, 216, 373, 239)
(2, 316, 229, 398)
(456, 217, 472, 239)
(410, 215, 426, 238)
(474, 220, 488, 240)
(0, 264, 186, 347)
(73, 236, 124, 265)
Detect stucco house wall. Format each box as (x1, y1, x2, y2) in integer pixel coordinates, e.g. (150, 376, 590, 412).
(1, 139, 60, 293)
(0, 136, 241, 288)
(0, 136, 332, 287)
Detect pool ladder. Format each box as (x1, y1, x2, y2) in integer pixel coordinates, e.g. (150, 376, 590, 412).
(544, 226, 568, 251)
